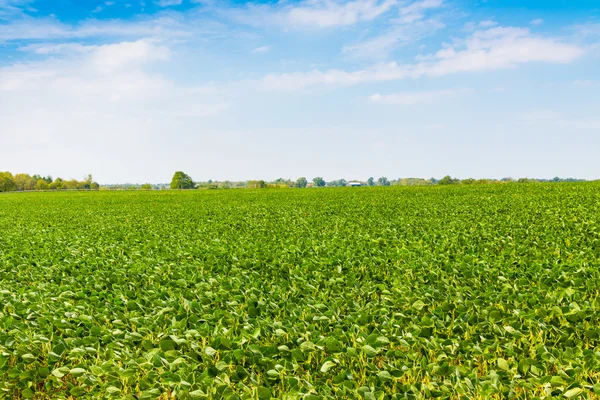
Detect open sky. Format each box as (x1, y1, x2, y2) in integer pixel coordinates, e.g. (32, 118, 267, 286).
(1, 0, 599, 183)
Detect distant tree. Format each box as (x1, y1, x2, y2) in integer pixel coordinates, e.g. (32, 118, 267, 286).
(14, 173, 36, 191)
(220, 181, 232, 189)
(51, 178, 65, 190)
(36, 179, 49, 191)
(377, 176, 390, 186)
(0, 172, 16, 192)
(461, 178, 476, 185)
(518, 178, 533, 183)
(438, 175, 459, 185)
(141, 184, 153, 190)
(295, 177, 308, 188)
(248, 180, 267, 189)
(170, 171, 194, 189)
(367, 177, 375, 186)
(82, 174, 94, 189)
(327, 179, 347, 187)
(312, 177, 326, 187)
(65, 179, 83, 190)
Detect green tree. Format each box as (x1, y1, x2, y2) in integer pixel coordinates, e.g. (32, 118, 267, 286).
(52, 178, 66, 190)
(248, 180, 267, 189)
(438, 175, 458, 185)
(327, 179, 347, 187)
(295, 177, 308, 188)
(170, 171, 194, 189)
(367, 177, 375, 186)
(14, 173, 36, 191)
(0, 172, 16, 192)
(36, 179, 49, 191)
(141, 184, 153, 190)
(377, 176, 390, 186)
(312, 177, 326, 187)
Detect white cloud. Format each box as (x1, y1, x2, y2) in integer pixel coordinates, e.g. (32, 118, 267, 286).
(156, 0, 182, 7)
(396, 0, 442, 23)
(342, 17, 444, 59)
(573, 79, 600, 88)
(1, 40, 172, 90)
(520, 110, 600, 130)
(229, 0, 397, 29)
(464, 20, 498, 32)
(478, 20, 497, 28)
(252, 45, 270, 54)
(0, 38, 230, 180)
(19, 42, 94, 54)
(369, 88, 463, 105)
(0, 0, 34, 18)
(342, 0, 444, 59)
(530, 19, 543, 26)
(0, 40, 225, 147)
(0, 14, 198, 41)
(88, 39, 170, 73)
(263, 26, 585, 90)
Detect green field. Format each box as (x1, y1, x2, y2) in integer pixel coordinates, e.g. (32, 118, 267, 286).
(1, 184, 600, 399)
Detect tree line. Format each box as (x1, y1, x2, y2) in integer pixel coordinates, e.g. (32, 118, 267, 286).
(0, 172, 99, 192)
(169, 171, 588, 190)
(0, 170, 587, 193)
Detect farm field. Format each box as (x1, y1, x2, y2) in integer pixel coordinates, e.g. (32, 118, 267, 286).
(1, 184, 600, 399)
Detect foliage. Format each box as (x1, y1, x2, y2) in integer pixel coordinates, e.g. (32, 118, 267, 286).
(1, 184, 600, 399)
(327, 179, 347, 187)
(367, 177, 375, 186)
(170, 171, 195, 189)
(377, 177, 390, 186)
(0, 172, 16, 192)
(295, 177, 308, 188)
(438, 175, 459, 185)
(393, 178, 434, 186)
(248, 180, 267, 189)
(312, 177, 326, 187)
(0, 172, 98, 192)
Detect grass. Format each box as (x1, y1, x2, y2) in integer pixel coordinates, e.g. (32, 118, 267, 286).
(1, 183, 600, 399)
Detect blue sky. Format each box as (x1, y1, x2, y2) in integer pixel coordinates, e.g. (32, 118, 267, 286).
(0, 0, 599, 183)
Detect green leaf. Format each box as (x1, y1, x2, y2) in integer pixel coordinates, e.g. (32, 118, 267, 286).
(70, 387, 87, 397)
(189, 390, 207, 399)
(320, 361, 336, 373)
(189, 390, 207, 398)
(204, 346, 217, 357)
(412, 300, 425, 310)
(106, 386, 121, 395)
(563, 388, 584, 398)
(257, 386, 271, 400)
(377, 371, 393, 381)
(362, 345, 378, 358)
(21, 353, 36, 363)
(300, 341, 315, 352)
(497, 358, 509, 371)
(70, 367, 87, 376)
(22, 389, 35, 399)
